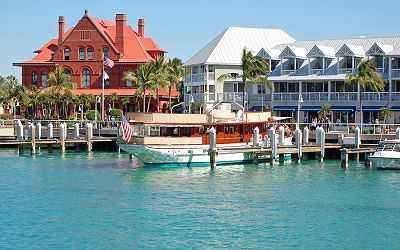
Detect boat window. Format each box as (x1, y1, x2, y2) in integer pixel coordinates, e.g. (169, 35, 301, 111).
(149, 126, 160, 137)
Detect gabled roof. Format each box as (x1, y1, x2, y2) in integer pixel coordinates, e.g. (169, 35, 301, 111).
(257, 48, 280, 60)
(16, 13, 164, 65)
(366, 42, 394, 56)
(185, 27, 295, 66)
(279, 45, 307, 59)
(307, 45, 335, 58)
(336, 44, 364, 57)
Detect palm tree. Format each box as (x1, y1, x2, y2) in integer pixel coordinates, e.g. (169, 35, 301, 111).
(148, 57, 168, 112)
(123, 63, 155, 113)
(110, 92, 119, 109)
(166, 58, 184, 111)
(379, 107, 393, 124)
(218, 48, 271, 110)
(318, 104, 332, 121)
(121, 96, 131, 113)
(346, 59, 385, 126)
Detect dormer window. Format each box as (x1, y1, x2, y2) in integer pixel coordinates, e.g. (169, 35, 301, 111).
(64, 48, 71, 60)
(79, 48, 85, 60)
(87, 47, 94, 60)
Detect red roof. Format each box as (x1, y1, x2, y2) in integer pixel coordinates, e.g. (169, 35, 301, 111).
(16, 14, 165, 65)
(71, 88, 179, 97)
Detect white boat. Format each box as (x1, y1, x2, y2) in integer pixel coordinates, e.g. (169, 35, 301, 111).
(369, 140, 400, 169)
(118, 112, 293, 167)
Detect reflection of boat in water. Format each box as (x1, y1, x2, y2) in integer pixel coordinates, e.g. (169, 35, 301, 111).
(118, 112, 293, 167)
(369, 140, 400, 170)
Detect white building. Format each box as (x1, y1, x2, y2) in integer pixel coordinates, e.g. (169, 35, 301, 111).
(184, 26, 295, 111)
(184, 27, 400, 123)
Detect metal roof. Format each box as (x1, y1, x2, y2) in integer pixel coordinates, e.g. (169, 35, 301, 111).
(184, 27, 295, 66)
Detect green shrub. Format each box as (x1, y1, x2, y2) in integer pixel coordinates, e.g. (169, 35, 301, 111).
(0, 113, 12, 120)
(86, 110, 100, 121)
(109, 109, 122, 120)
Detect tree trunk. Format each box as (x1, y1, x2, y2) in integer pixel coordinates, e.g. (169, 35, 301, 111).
(147, 95, 152, 113)
(168, 85, 172, 112)
(242, 78, 246, 111)
(156, 89, 160, 113)
(143, 84, 146, 113)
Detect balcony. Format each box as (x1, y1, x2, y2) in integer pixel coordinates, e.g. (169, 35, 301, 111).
(337, 68, 354, 74)
(361, 92, 389, 101)
(310, 68, 324, 75)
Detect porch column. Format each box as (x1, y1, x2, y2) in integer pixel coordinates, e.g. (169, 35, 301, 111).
(308, 58, 311, 75)
(298, 81, 303, 123)
(322, 58, 326, 74)
(352, 56, 355, 74)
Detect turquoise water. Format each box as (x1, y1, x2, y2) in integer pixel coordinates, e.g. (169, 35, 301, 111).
(0, 150, 400, 249)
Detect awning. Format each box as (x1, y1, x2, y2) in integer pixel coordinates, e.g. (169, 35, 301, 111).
(331, 106, 356, 112)
(362, 106, 384, 112)
(300, 106, 320, 111)
(272, 106, 296, 111)
(390, 106, 400, 111)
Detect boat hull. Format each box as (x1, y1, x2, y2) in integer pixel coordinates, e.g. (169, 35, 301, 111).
(118, 143, 289, 167)
(369, 151, 400, 169)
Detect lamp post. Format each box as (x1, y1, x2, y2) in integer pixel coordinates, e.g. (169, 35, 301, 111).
(95, 96, 101, 122)
(79, 104, 84, 122)
(297, 93, 304, 129)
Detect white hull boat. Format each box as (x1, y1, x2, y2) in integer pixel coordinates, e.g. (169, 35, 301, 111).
(369, 140, 400, 169)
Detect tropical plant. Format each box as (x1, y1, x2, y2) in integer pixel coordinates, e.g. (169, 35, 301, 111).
(149, 57, 168, 112)
(318, 104, 332, 121)
(166, 58, 184, 111)
(86, 110, 100, 121)
(345, 59, 385, 125)
(379, 107, 393, 123)
(123, 63, 156, 113)
(218, 48, 271, 110)
(121, 97, 131, 113)
(109, 109, 123, 120)
(109, 92, 119, 109)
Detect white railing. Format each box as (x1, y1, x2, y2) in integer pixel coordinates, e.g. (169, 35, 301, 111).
(188, 73, 205, 83)
(361, 92, 389, 101)
(281, 69, 296, 75)
(302, 92, 329, 101)
(392, 92, 400, 101)
(329, 92, 358, 101)
(184, 92, 248, 104)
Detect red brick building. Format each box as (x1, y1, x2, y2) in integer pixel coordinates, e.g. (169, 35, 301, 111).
(13, 10, 179, 112)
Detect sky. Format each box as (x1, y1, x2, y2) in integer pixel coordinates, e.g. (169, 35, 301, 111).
(2, 0, 400, 78)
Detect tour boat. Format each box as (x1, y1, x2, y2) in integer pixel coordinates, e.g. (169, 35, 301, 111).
(117, 112, 293, 167)
(369, 140, 400, 169)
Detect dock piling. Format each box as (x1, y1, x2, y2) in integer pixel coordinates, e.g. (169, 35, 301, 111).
(268, 127, 277, 166)
(60, 123, 66, 153)
(303, 126, 309, 145)
(355, 126, 361, 161)
(74, 122, 80, 139)
(31, 125, 36, 155)
(208, 127, 217, 169)
(278, 126, 285, 145)
(86, 123, 93, 152)
(36, 122, 42, 140)
(341, 148, 349, 169)
(295, 128, 302, 163)
(48, 122, 53, 139)
(16, 120, 23, 141)
(396, 127, 400, 140)
(319, 127, 325, 162)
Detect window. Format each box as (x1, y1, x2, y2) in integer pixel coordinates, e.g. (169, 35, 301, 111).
(341, 56, 353, 68)
(31, 71, 38, 84)
(64, 48, 71, 60)
(79, 48, 85, 60)
(257, 84, 266, 94)
(373, 56, 384, 69)
(209, 85, 215, 93)
(102, 47, 109, 58)
(80, 30, 91, 41)
(126, 79, 133, 87)
(87, 47, 94, 60)
(233, 82, 244, 92)
(81, 69, 90, 88)
(41, 72, 48, 87)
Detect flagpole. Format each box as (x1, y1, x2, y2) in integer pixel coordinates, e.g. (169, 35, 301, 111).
(101, 55, 105, 122)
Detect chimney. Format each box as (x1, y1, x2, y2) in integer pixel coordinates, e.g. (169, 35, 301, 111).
(138, 18, 144, 37)
(115, 14, 127, 54)
(58, 16, 65, 46)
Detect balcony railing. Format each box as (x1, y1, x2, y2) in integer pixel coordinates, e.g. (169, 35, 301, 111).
(208, 72, 215, 81)
(184, 92, 248, 105)
(361, 92, 389, 101)
(329, 92, 358, 101)
(337, 68, 354, 74)
(310, 68, 324, 75)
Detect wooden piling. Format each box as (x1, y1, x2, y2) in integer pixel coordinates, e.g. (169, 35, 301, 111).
(208, 127, 217, 169)
(341, 148, 349, 169)
(31, 125, 36, 155)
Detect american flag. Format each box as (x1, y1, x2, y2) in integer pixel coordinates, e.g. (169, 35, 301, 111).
(121, 116, 133, 143)
(104, 57, 114, 68)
